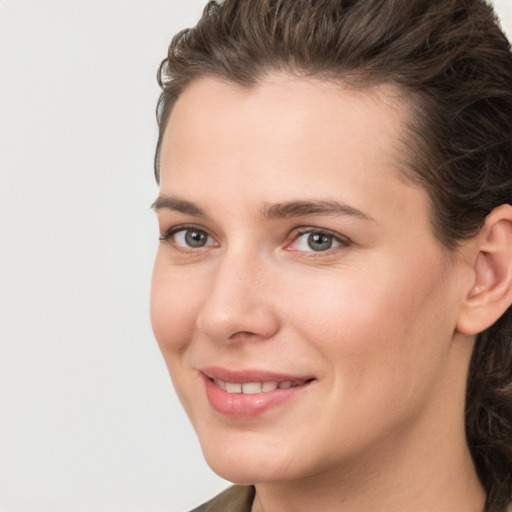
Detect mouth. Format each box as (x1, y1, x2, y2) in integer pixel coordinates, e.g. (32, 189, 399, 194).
(211, 378, 312, 394)
(200, 367, 316, 419)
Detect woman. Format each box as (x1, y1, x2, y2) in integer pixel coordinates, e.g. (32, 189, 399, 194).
(150, 1, 512, 511)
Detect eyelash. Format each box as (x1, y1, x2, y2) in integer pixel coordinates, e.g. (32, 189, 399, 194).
(287, 227, 352, 254)
(159, 224, 215, 248)
(159, 225, 352, 254)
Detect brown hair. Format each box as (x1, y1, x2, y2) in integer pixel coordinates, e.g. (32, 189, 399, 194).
(155, 1, 512, 510)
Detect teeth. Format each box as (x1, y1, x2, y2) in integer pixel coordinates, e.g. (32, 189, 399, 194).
(262, 381, 278, 392)
(225, 382, 242, 393)
(213, 379, 307, 394)
(242, 382, 262, 394)
(213, 378, 226, 391)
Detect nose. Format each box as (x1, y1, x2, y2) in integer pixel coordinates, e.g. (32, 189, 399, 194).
(195, 252, 281, 344)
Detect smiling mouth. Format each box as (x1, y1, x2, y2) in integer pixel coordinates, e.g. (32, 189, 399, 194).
(202, 371, 316, 418)
(211, 378, 312, 394)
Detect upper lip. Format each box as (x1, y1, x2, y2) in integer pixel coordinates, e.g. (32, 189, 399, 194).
(200, 366, 315, 383)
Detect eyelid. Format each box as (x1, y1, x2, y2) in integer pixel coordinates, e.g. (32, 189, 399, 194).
(159, 223, 217, 247)
(159, 223, 351, 254)
(285, 226, 352, 252)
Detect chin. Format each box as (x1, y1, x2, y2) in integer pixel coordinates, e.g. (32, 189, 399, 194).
(208, 463, 263, 485)
(199, 432, 300, 485)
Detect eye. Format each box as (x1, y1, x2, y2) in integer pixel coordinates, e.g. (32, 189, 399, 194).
(288, 229, 350, 253)
(160, 227, 216, 249)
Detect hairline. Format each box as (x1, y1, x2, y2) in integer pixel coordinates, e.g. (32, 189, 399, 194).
(155, 71, 450, 242)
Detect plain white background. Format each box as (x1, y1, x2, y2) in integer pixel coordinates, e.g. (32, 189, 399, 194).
(1, 1, 511, 511)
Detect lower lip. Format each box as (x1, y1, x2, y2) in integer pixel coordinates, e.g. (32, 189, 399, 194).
(203, 376, 312, 419)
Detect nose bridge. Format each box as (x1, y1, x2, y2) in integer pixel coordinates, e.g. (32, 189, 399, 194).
(196, 245, 280, 343)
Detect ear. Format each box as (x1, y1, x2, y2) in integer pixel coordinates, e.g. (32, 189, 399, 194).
(457, 204, 512, 335)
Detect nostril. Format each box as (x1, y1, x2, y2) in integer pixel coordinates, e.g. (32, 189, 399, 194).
(229, 330, 258, 339)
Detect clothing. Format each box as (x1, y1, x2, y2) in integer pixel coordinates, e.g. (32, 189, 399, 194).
(190, 485, 512, 512)
(190, 486, 255, 512)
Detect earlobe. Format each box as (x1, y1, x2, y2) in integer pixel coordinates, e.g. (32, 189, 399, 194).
(457, 204, 512, 335)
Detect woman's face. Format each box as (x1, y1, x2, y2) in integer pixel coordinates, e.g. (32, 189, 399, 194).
(151, 75, 471, 485)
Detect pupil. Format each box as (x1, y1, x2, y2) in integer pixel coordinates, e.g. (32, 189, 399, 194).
(185, 230, 207, 247)
(308, 233, 332, 251)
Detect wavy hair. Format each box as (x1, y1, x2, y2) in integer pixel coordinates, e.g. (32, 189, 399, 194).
(155, 1, 512, 510)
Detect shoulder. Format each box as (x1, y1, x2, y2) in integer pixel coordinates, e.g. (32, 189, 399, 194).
(189, 485, 255, 512)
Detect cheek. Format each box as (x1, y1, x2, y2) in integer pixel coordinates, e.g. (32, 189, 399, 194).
(287, 257, 453, 398)
(150, 260, 211, 423)
(150, 258, 205, 358)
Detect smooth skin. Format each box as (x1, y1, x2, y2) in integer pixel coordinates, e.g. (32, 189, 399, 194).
(151, 74, 512, 512)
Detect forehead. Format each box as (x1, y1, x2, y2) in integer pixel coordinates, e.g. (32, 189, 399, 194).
(162, 74, 413, 174)
(159, 74, 421, 215)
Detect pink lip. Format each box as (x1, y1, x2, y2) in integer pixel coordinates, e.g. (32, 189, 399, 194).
(200, 366, 315, 419)
(200, 366, 313, 383)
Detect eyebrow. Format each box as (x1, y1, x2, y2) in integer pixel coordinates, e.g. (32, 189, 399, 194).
(261, 200, 373, 221)
(151, 196, 208, 217)
(151, 195, 373, 222)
